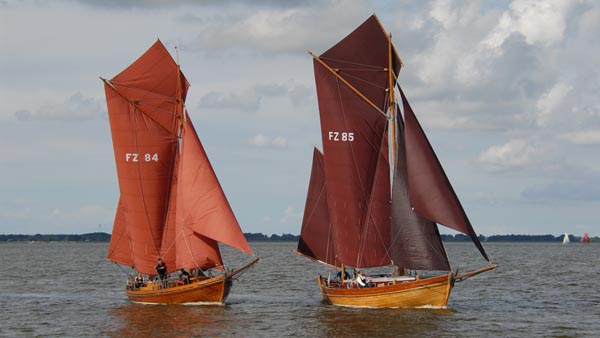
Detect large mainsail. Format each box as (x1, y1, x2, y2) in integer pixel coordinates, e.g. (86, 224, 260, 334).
(104, 40, 252, 275)
(312, 15, 401, 268)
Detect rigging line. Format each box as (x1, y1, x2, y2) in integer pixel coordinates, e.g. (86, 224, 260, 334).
(101, 77, 177, 137)
(107, 80, 181, 101)
(337, 70, 388, 91)
(309, 51, 387, 118)
(130, 104, 162, 257)
(319, 56, 384, 70)
(114, 262, 136, 278)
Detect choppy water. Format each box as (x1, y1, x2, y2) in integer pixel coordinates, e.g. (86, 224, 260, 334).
(1, 241, 598, 337)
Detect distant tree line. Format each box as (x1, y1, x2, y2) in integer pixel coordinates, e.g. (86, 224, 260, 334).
(0, 232, 111, 242)
(0, 232, 596, 243)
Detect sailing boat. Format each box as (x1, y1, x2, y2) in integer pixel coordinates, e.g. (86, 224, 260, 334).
(296, 14, 496, 308)
(102, 40, 258, 304)
(580, 233, 591, 243)
(563, 233, 570, 245)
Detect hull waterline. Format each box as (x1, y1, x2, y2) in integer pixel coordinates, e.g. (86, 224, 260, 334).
(125, 258, 258, 305)
(318, 273, 454, 308)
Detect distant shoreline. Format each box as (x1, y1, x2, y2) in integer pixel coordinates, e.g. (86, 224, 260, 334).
(0, 233, 596, 243)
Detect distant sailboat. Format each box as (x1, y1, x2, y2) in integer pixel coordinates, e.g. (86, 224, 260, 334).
(102, 40, 258, 304)
(296, 14, 496, 308)
(562, 233, 570, 245)
(580, 233, 591, 244)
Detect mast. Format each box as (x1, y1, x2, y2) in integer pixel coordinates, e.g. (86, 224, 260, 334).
(387, 32, 397, 174)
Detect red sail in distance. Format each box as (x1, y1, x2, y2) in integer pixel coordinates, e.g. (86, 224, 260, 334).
(401, 88, 489, 261)
(297, 148, 335, 265)
(104, 40, 252, 275)
(313, 15, 401, 268)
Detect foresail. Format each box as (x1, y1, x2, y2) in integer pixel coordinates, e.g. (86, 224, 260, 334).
(106, 197, 133, 267)
(312, 14, 400, 268)
(400, 89, 489, 261)
(161, 152, 224, 272)
(297, 148, 335, 265)
(176, 115, 253, 255)
(104, 40, 183, 274)
(391, 108, 450, 271)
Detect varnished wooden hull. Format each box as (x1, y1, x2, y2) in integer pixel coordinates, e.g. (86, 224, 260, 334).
(126, 275, 232, 305)
(318, 273, 454, 308)
(125, 257, 259, 305)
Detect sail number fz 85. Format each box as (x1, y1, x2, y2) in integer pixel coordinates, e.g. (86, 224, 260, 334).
(125, 153, 159, 162)
(328, 131, 354, 142)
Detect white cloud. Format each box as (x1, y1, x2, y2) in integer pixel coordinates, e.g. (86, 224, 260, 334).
(476, 139, 553, 171)
(280, 205, 302, 224)
(199, 90, 262, 113)
(559, 130, 600, 145)
(14, 92, 104, 121)
(198, 82, 311, 113)
(483, 0, 573, 49)
(244, 134, 287, 148)
(534, 82, 573, 127)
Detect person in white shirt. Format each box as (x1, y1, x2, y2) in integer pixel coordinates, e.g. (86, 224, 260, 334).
(356, 270, 367, 288)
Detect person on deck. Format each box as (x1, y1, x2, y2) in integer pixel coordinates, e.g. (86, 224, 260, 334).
(155, 258, 167, 288)
(134, 273, 144, 288)
(180, 268, 190, 285)
(356, 270, 367, 288)
(335, 270, 351, 281)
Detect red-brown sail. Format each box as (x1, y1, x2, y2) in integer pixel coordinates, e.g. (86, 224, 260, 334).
(104, 40, 252, 276)
(175, 114, 252, 256)
(297, 148, 335, 265)
(312, 15, 402, 268)
(401, 88, 489, 261)
(390, 107, 450, 271)
(106, 197, 133, 267)
(104, 40, 182, 274)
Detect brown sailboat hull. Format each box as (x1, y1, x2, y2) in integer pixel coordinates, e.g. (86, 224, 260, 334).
(125, 258, 259, 305)
(318, 273, 454, 308)
(126, 275, 232, 304)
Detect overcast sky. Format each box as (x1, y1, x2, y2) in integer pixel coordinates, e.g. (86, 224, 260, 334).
(1, 0, 599, 237)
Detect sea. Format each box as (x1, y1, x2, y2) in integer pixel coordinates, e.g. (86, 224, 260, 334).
(1, 241, 598, 337)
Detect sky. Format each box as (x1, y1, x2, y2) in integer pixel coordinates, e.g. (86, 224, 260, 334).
(1, 0, 599, 237)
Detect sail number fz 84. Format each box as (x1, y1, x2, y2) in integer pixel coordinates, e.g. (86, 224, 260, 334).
(125, 153, 159, 162)
(328, 131, 354, 142)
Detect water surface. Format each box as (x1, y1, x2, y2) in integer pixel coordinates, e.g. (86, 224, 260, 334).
(1, 242, 598, 337)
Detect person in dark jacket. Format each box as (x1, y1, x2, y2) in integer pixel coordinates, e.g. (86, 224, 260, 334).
(155, 258, 167, 288)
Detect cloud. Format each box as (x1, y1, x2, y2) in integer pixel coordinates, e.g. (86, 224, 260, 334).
(483, 0, 573, 49)
(14, 92, 104, 122)
(559, 130, 600, 145)
(534, 82, 573, 127)
(181, 2, 369, 54)
(475, 139, 553, 172)
(522, 168, 600, 201)
(244, 134, 287, 148)
(198, 90, 262, 113)
(198, 82, 312, 113)
(280, 205, 302, 224)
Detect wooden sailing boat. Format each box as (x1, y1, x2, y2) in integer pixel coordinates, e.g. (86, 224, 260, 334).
(102, 40, 258, 305)
(296, 14, 496, 308)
